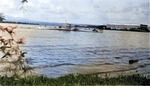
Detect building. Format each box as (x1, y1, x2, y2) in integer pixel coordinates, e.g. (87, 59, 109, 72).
(139, 24, 149, 32)
(106, 24, 140, 30)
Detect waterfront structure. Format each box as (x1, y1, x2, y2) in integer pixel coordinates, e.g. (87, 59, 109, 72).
(105, 24, 149, 32)
(62, 23, 71, 29)
(106, 24, 140, 30)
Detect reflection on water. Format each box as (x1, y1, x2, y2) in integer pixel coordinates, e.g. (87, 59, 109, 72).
(15, 27, 150, 78)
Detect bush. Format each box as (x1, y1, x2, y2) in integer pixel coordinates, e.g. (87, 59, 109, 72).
(0, 24, 28, 77)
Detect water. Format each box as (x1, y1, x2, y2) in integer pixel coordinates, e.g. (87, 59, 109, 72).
(15, 26, 150, 78)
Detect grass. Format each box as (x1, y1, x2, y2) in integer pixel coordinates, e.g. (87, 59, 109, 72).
(0, 74, 150, 86)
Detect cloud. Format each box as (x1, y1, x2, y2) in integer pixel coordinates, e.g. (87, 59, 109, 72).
(92, 0, 149, 24)
(0, 0, 149, 25)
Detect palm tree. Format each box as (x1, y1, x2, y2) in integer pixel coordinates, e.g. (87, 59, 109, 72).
(0, 13, 5, 22)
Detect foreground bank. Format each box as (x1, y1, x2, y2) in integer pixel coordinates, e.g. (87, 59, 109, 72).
(0, 74, 150, 85)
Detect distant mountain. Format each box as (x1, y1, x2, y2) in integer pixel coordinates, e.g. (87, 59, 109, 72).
(5, 16, 98, 26)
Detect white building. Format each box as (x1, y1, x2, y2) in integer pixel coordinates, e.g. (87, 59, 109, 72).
(106, 24, 140, 30)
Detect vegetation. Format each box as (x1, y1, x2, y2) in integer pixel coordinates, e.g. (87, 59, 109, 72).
(0, 21, 39, 25)
(0, 23, 29, 77)
(0, 13, 5, 21)
(0, 1, 149, 85)
(22, 0, 28, 3)
(0, 74, 149, 85)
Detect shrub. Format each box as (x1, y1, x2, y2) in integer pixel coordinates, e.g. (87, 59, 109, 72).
(0, 24, 28, 77)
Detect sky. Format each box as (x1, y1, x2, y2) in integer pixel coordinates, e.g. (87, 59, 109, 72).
(0, 0, 149, 25)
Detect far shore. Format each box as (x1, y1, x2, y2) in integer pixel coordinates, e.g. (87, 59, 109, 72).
(0, 23, 18, 26)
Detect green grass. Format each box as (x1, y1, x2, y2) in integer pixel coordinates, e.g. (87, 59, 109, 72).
(0, 74, 150, 85)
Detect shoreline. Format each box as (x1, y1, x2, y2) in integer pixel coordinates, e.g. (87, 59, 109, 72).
(0, 22, 150, 33)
